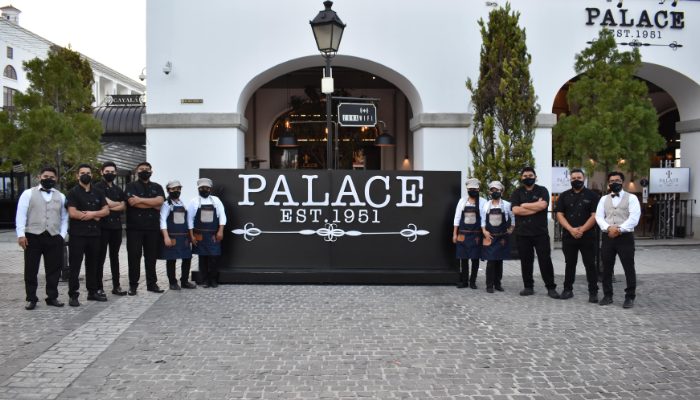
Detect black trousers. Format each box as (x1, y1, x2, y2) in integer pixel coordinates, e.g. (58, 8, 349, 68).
(562, 237, 599, 294)
(486, 260, 503, 288)
(98, 228, 123, 290)
(601, 233, 636, 299)
(517, 234, 557, 290)
(126, 229, 160, 288)
(24, 232, 63, 302)
(166, 258, 192, 284)
(458, 258, 479, 284)
(68, 235, 101, 298)
(198, 255, 219, 284)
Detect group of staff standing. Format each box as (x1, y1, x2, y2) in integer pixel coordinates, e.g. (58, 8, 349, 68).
(16, 162, 227, 310)
(453, 167, 640, 308)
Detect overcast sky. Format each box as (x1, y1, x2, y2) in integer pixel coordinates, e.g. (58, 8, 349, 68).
(7, 0, 146, 82)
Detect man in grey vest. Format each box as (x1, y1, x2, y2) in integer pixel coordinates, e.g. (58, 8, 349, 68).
(15, 166, 68, 310)
(595, 171, 641, 308)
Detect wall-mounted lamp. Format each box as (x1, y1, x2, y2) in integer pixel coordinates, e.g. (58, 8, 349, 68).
(163, 61, 172, 75)
(138, 67, 146, 81)
(374, 121, 396, 147)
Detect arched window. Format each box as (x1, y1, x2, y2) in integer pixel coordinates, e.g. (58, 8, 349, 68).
(3, 65, 17, 80)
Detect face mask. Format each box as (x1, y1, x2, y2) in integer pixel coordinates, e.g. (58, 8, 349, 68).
(40, 178, 56, 190)
(490, 191, 502, 200)
(79, 174, 92, 185)
(103, 173, 116, 182)
(521, 178, 536, 187)
(169, 191, 181, 200)
(571, 180, 585, 190)
(610, 182, 623, 193)
(467, 190, 479, 198)
(138, 170, 152, 181)
(199, 189, 211, 198)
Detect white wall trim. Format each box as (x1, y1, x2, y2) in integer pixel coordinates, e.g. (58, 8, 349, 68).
(143, 113, 249, 131)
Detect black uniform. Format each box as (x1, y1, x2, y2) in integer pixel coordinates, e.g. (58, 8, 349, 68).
(125, 180, 165, 291)
(555, 188, 600, 294)
(93, 180, 126, 291)
(510, 184, 557, 290)
(66, 185, 107, 299)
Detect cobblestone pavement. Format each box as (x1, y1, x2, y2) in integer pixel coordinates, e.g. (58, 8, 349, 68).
(0, 235, 699, 399)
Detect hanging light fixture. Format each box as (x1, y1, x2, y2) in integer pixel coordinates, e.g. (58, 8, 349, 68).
(277, 120, 299, 147)
(374, 121, 396, 147)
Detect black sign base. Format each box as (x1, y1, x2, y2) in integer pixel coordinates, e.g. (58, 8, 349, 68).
(220, 269, 459, 284)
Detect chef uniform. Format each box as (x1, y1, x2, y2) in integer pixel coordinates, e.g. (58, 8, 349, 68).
(480, 181, 514, 293)
(452, 178, 486, 289)
(159, 180, 195, 290)
(187, 178, 227, 288)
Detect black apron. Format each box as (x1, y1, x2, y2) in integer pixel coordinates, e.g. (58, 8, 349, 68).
(481, 205, 511, 261)
(456, 200, 482, 259)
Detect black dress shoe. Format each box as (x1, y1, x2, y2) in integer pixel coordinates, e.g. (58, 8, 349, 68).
(87, 293, 108, 302)
(469, 282, 478, 289)
(210, 281, 219, 288)
(128, 287, 137, 296)
(486, 287, 494, 293)
(25, 301, 37, 310)
(588, 293, 599, 303)
(599, 296, 613, 306)
(547, 289, 561, 299)
(201, 283, 210, 288)
(169, 283, 181, 290)
(494, 285, 504, 292)
(623, 298, 634, 309)
(69, 297, 80, 307)
(181, 282, 196, 289)
(112, 287, 127, 296)
(560, 290, 574, 300)
(456, 282, 468, 289)
(519, 288, 534, 296)
(147, 285, 164, 293)
(45, 298, 64, 307)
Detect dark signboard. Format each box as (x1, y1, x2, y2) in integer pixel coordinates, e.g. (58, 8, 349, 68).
(105, 94, 144, 105)
(337, 103, 377, 127)
(202, 169, 460, 283)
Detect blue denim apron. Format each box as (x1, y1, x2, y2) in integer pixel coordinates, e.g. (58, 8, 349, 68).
(159, 203, 192, 260)
(193, 202, 221, 256)
(481, 206, 511, 261)
(456, 201, 482, 259)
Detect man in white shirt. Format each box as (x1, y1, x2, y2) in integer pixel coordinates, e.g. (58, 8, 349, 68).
(595, 171, 641, 309)
(15, 167, 69, 310)
(187, 178, 227, 287)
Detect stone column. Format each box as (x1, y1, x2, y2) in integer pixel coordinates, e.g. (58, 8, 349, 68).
(677, 118, 700, 237)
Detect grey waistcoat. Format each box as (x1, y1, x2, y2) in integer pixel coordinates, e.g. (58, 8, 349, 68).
(25, 187, 63, 236)
(604, 193, 630, 227)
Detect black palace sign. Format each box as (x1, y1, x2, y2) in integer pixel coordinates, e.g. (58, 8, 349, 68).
(202, 169, 460, 283)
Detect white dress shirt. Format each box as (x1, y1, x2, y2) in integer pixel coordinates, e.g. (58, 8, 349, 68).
(453, 196, 487, 226)
(595, 190, 641, 233)
(15, 187, 69, 238)
(186, 195, 227, 229)
(480, 199, 514, 228)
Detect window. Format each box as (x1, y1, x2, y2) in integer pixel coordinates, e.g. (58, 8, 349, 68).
(6, 46, 12, 59)
(3, 65, 17, 80)
(3, 86, 18, 109)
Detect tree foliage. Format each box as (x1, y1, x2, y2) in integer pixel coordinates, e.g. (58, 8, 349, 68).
(553, 29, 664, 175)
(467, 2, 539, 198)
(0, 45, 102, 185)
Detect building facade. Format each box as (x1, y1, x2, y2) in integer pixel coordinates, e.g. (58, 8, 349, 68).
(145, 0, 700, 233)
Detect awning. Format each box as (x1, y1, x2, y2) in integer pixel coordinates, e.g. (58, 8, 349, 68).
(93, 105, 145, 134)
(97, 142, 146, 173)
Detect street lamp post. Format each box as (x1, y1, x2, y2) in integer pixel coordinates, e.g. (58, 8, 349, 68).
(310, 1, 346, 169)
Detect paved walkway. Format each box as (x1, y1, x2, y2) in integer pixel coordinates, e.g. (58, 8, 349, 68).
(0, 234, 698, 399)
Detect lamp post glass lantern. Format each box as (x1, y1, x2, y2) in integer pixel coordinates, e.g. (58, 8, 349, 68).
(310, 1, 346, 169)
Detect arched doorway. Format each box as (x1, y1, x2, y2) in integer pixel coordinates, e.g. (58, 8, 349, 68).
(238, 57, 420, 171)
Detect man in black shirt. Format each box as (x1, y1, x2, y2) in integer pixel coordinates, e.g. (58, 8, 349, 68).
(66, 164, 109, 306)
(93, 161, 127, 296)
(125, 161, 165, 295)
(555, 169, 600, 303)
(510, 167, 560, 299)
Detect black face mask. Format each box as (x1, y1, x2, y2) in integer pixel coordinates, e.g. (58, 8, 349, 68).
(137, 170, 152, 181)
(521, 177, 536, 187)
(571, 180, 585, 190)
(103, 173, 116, 183)
(169, 191, 181, 200)
(40, 178, 56, 190)
(199, 189, 211, 198)
(467, 190, 479, 198)
(609, 182, 623, 193)
(79, 174, 92, 185)
(490, 191, 502, 200)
